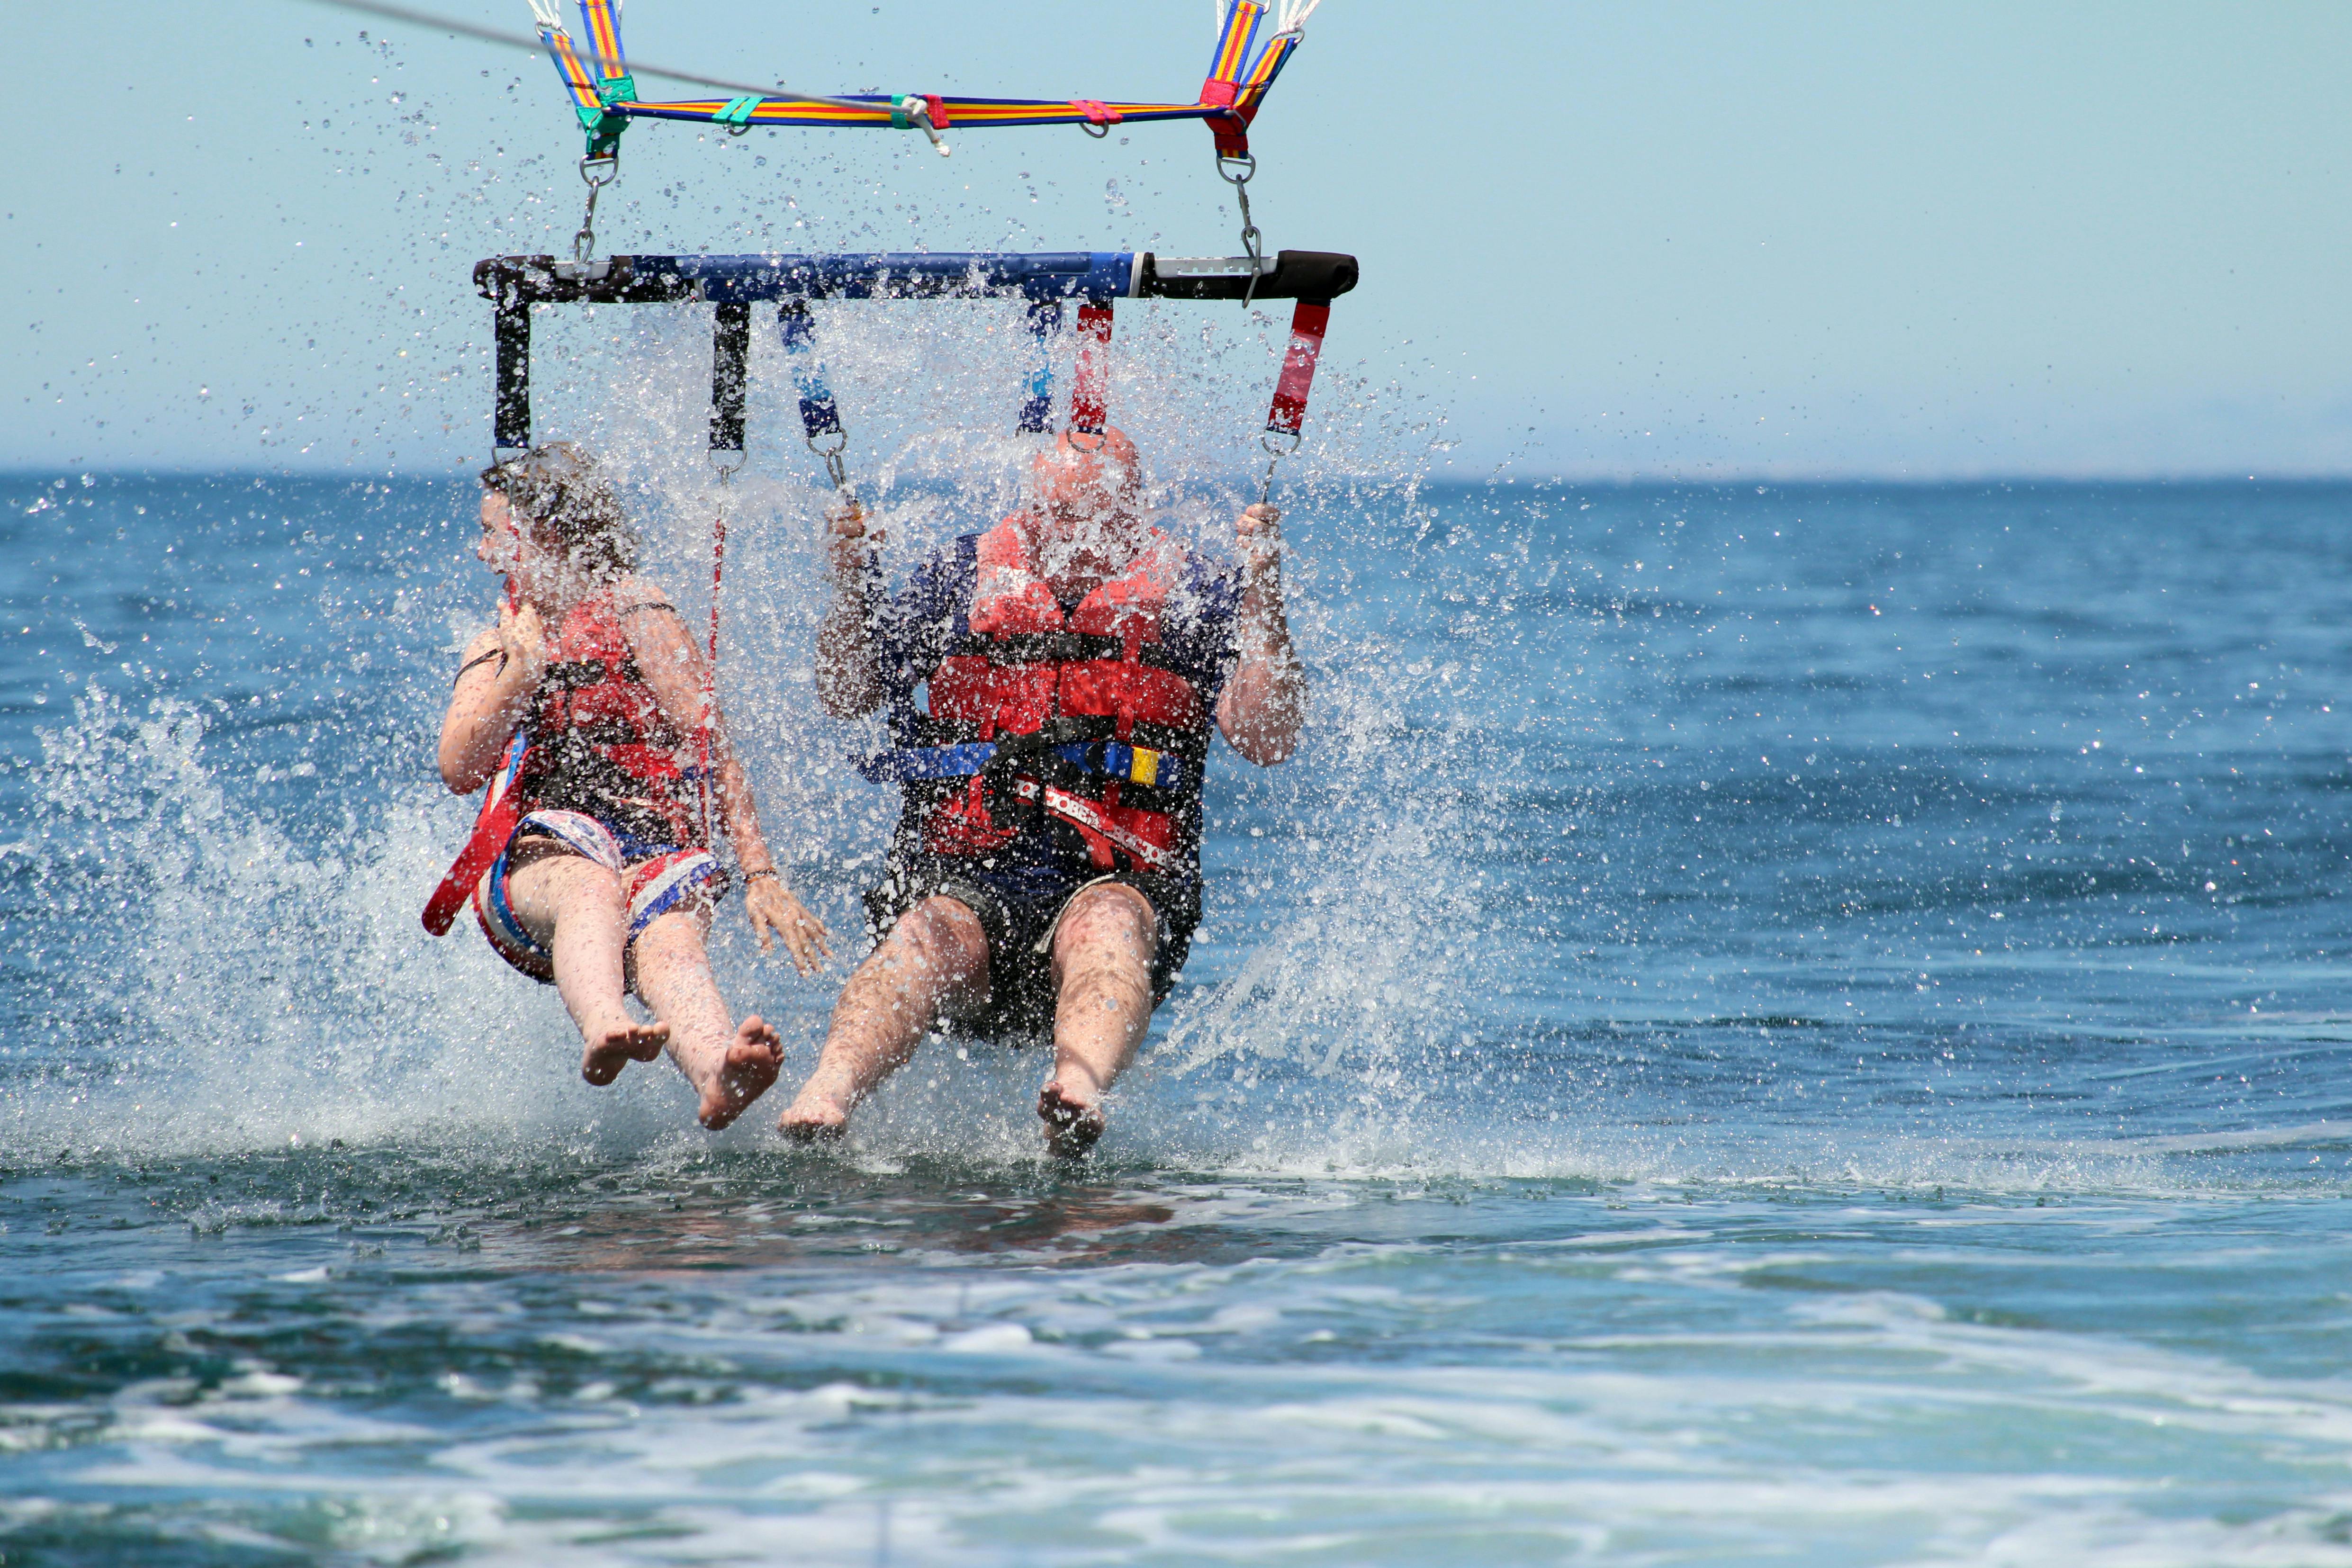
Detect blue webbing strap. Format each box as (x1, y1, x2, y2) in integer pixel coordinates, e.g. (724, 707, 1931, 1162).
(856, 740, 1186, 791)
(1018, 298, 1062, 433)
(776, 301, 843, 440)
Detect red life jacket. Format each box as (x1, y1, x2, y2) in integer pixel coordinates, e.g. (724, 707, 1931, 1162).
(917, 515, 1207, 873)
(421, 588, 704, 936)
(518, 588, 705, 848)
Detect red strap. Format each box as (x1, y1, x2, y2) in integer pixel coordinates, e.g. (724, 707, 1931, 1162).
(922, 93, 952, 129)
(1265, 300, 1331, 438)
(703, 505, 729, 847)
(1014, 778, 1173, 871)
(1198, 78, 1239, 108)
(1071, 99, 1121, 126)
(422, 734, 526, 936)
(1068, 302, 1113, 435)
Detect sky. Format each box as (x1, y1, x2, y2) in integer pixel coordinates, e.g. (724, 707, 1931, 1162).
(9, 0, 2352, 479)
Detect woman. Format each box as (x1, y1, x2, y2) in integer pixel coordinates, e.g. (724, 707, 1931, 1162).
(433, 443, 830, 1129)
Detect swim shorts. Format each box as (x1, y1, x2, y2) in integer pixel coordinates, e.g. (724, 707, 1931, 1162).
(473, 808, 724, 989)
(863, 858, 1200, 1043)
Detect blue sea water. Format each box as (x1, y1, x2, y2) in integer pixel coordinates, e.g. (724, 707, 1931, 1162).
(7, 470, 2352, 1565)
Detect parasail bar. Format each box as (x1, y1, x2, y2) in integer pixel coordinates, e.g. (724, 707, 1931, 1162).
(474, 249, 1358, 307)
(477, 249, 1359, 455)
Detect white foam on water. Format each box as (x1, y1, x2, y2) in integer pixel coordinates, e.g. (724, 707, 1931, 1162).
(24, 1235, 2352, 1566)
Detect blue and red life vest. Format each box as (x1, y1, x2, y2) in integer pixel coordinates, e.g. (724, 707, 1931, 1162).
(884, 514, 1212, 875)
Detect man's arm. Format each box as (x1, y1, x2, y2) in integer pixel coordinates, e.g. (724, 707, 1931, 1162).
(1214, 504, 1305, 766)
(816, 502, 886, 718)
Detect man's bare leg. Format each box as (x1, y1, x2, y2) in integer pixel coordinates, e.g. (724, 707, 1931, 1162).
(1039, 883, 1159, 1158)
(630, 906, 783, 1130)
(503, 853, 668, 1085)
(778, 896, 991, 1141)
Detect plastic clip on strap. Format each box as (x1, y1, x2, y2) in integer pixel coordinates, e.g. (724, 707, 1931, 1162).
(779, 301, 853, 492)
(715, 95, 761, 134)
(1018, 299, 1063, 434)
(1068, 302, 1114, 438)
(1259, 298, 1329, 501)
(889, 93, 953, 155)
(1072, 99, 1121, 138)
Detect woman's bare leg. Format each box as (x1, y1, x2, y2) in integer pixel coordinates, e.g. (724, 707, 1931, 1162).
(629, 906, 781, 1130)
(502, 854, 667, 1084)
(778, 895, 991, 1141)
(1039, 883, 1159, 1158)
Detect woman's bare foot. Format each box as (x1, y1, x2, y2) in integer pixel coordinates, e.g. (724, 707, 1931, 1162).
(693, 1017, 784, 1131)
(581, 1019, 669, 1087)
(1038, 1080, 1106, 1160)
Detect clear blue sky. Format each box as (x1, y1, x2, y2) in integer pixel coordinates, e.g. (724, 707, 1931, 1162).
(11, 1, 2352, 478)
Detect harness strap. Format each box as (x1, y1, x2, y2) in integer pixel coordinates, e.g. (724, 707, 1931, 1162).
(1068, 301, 1113, 435)
(858, 739, 1184, 791)
(1016, 778, 1173, 871)
(1266, 299, 1331, 438)
(423, 730, 529, 936)
(777, 301, 844, 440)
(1018, 298, 1062, 434)
(709, 302, 750, 458)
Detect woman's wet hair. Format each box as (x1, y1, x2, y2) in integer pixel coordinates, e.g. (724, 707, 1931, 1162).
(480, 442, 637, 577)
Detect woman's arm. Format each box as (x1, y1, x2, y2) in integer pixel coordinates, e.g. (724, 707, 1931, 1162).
(623, 591, 833, 973)
(1214, 505, 1306, 766)
(438, 604, 545, 792)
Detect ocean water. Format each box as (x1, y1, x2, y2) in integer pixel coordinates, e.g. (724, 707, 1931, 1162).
(7, 470, 2352, 1566)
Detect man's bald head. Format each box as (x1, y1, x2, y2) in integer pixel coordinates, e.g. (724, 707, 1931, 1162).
(1032, 428, 1143, 526)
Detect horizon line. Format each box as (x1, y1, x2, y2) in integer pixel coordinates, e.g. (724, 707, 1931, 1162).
(7, 464, 2352, 489)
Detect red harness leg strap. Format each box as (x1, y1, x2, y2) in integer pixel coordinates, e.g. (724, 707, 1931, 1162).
(1012, 777, 1174, 872)
(422, 730, 527, 936)
(1266, 300, 1331, 439)
(1068, 302, 1113, 435)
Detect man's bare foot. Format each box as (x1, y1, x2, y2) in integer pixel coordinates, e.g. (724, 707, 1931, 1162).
(1039, 1081, 1106, 1160)
(777, 1087, 850, 1144)
(581, 1020, 669, 1087)
(694, 1017, 784, 1131)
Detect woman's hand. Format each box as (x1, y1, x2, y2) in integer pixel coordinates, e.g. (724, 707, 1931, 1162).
(746, 875, 833, 975)
(496, 599, 549, 692)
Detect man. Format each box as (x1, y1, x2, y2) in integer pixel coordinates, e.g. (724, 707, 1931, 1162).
(777, 428, 1304, 1155)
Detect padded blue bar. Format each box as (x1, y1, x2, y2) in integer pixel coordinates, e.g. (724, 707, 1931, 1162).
(666, 252, 1135, 303)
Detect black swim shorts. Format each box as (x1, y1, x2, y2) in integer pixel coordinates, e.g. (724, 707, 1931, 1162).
(863, 858, 1201, 1044)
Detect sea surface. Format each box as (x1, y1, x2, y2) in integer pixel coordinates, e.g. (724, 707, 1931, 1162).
(7, 472, 2352, 1565)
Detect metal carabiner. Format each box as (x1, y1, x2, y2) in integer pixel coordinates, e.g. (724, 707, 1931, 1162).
(1257, 428, 1301, 505)
(573, 153, 621, 262)
(806, 429, 852, 494)
(1215, 151, 1267, 308)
